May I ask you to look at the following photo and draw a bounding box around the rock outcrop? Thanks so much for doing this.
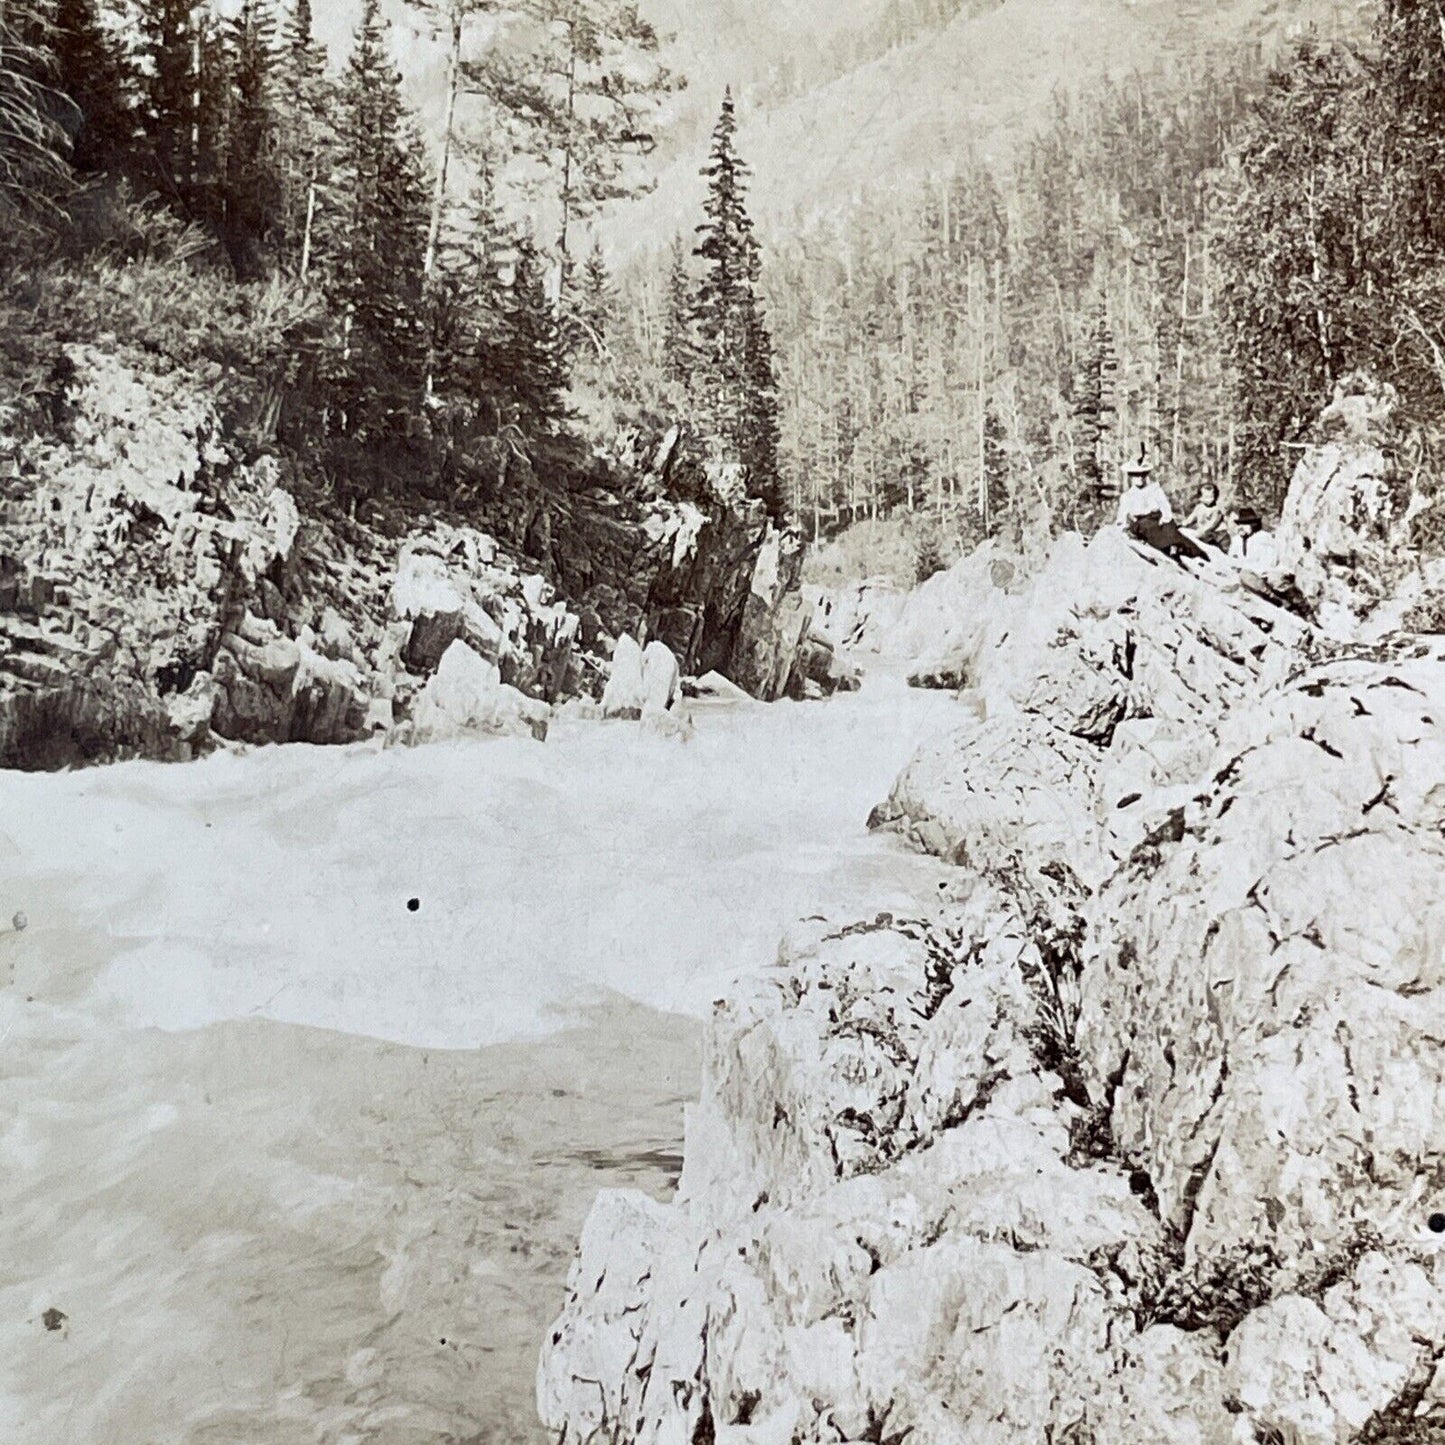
[541,433,1445,1443]
[0,348,829,769]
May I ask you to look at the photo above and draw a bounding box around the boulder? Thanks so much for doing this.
[601,634,647,719]
[545,507,1445,1445]
[409,640,549,743]
[684,670,756,704]
[640,639,680,715]
[791,632,862,697]
[870,712,1103,884]
[1274,373,1421,636]
[539,900,1180,1445]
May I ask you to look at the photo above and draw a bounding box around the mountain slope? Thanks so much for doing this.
[605,0,1369,250]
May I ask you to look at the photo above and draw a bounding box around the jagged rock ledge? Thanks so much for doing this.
[540,396,1445,1444]
[0,344,847,770]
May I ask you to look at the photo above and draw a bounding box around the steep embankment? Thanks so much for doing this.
[540,380,1445,1444]
[0,346,834,769]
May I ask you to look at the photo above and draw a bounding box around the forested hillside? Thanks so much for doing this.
[0,0,781,522]
[6,0,1445,585]
[598,0,1445,574]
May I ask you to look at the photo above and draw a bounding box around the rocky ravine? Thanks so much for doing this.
[0,344,847,770]
[539,390,1445,1444]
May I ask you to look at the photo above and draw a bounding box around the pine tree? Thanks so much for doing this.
[690,89,786,517]
[221,0,280,269]
[567,236,612,358]
[432,171,513,432]
[192,10,229,225]
[274,0,332,278]
[51,0,136,175]
[137,0,198,206]
[741,235,783,518]
[498,233,569,432]
[328,0,430,442]
[661,232,692,386]
[469,0,678,279]
[1073,308,1118,507]
[692,90,751,449]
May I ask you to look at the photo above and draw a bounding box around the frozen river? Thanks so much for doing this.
[0,673,957,1442]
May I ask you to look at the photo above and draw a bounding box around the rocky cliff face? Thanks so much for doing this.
[495,435,849,703]
[0,349,827,770]
[540,420,1445,1444]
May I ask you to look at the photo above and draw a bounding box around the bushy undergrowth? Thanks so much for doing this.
[803,509,983,588]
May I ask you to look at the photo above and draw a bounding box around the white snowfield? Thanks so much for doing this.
[541,424,1445,1445]
[0,674,958,1444]
[1,678,955,1052]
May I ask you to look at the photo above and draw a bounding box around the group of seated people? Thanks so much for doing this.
[1114,457,1277,572]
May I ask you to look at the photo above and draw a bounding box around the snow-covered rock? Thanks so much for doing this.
[641,640,681,715]
[409,640,549,743]
[390,526,579,700]
[1079,655,1445,1290]
[870,712,1101,882]
[539,897,1197,1445]
[1274,373,1429,638]
[869,527,1310,886]
[601,634,648,718]
[814,546,1005,671]
[545,473,1445,1444]
[685,670,757,703]
[599,636,682,718]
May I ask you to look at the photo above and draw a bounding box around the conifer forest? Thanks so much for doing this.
[7,0,1445,569]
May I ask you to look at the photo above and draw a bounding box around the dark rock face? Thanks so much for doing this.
[400,610,463,676]
[497,457,819,703]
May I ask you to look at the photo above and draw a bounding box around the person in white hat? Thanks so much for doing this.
[1115,450,1207,561]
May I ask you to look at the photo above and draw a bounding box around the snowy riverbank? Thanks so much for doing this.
[540,396,1445,1445]
[0,674,958,1442]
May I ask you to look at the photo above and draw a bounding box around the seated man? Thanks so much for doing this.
[1227,507,1279,570]
[1116,455,1208,561]
[1224,506,1311,616]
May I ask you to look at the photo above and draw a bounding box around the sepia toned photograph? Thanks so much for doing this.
[3,0,1444,1440]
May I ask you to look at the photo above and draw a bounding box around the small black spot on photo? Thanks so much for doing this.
[1428,1212,1445,1235]
[407,897,421,913]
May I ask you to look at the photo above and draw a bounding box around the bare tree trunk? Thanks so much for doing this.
[300,179,317,282]
[1304,171,1332,378]
[424,10,463,282]
[1171,235,1190,472]
[557,24,578,284]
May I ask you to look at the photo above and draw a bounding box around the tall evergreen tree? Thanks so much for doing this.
[192,10,230,225]
[567,236,612,358]
[51,0,135,175]
[221,0,280,270]
[498,233,569,431]
[690,89,785,517]
[1073,308,1118,507]
[432,171,513,432]
[328,0,430,441]
[467,0,678,278]
[741,234,782,517]
[661,232,692,386]
[274,0,332,278]
[137,0,197,205]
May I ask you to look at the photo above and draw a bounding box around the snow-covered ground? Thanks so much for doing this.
[0,673,957,1443]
